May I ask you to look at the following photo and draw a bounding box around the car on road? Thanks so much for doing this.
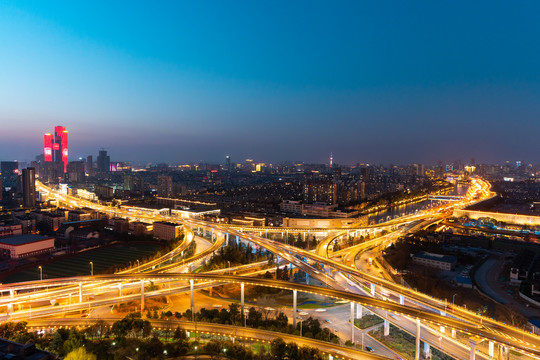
[365,346,374,352]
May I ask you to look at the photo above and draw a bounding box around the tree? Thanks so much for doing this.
[270,338,287,359]
[173,326,187,341]
[229,303,240,325]
[257,295,277,321]
[63,333,86,356]
[65,347,97,360]
[247,307,262,327]
[87,319,108,339]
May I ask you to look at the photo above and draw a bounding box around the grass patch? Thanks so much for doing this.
[370,324,454,360]
[355,314,383,329]
[3,243,160,283]
[370,324,415,360]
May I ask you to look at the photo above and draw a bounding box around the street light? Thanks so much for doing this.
[227,261,231,275]
[90,262,93,276]
[452,293,457,313]
[38,266,42,281]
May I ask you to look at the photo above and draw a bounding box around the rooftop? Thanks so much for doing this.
[413,251,457,264]
[0,234,54,246]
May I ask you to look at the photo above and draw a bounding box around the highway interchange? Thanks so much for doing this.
[1,178,537,359]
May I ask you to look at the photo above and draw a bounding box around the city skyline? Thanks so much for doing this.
[2,126,539,167]
[1,1,540,164]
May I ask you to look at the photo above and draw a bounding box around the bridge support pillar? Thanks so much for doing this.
[451,328,456,338]
[305,272,309,284]
[140,280,145,311]
[328,355,333,360]
[468,337,482,360]
[225,233,229,246]
[415,319,421,360]
[190,280,194,319]
[350,302,355,343]
[9,290,14,298]
[498,344,504,360]
[293,290,297,328]
[399,295,404,305]
[356,303,362,319]
[370,283,375,296]
[236,235,239,245]
[488,341,494,358]
[6,303,12,319]
[440,325,445,334]
[424,343,431,359]
[78,282,83,303]
[383,319,390,336]
[290,263,293,278]
[118,283,123,297]
[240,283,246,326]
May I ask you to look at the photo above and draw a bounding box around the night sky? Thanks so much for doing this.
[1,1,539,165]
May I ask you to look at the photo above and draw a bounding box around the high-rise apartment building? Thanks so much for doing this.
[22,167,36,207]
[85,155,93,174]
[44,126,68,172]
[97,150,110,173]
[67,161,86,183]
[303,180,338,205]
[157,175,173,197]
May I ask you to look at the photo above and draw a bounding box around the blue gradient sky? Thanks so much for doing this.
[1,1,539,165]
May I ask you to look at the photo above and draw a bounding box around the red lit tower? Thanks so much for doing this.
[44,133,53,162]
[43,125,68,172]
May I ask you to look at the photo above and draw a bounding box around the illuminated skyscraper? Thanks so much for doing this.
[43,125,68,172]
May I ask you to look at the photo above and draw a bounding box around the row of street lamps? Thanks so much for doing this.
[38,261,94,281]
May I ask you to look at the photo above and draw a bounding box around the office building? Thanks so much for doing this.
[1,161,19,189]
[153,221,182,240]
[44,126,68,173]
[21,168,36,207]
[97,149,110,172]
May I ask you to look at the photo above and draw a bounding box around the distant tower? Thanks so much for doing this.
[97,149,110,173]
[330,153,333,168]
[225,155,231,170]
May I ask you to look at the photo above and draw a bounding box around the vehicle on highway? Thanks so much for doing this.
[365,345,374,352]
